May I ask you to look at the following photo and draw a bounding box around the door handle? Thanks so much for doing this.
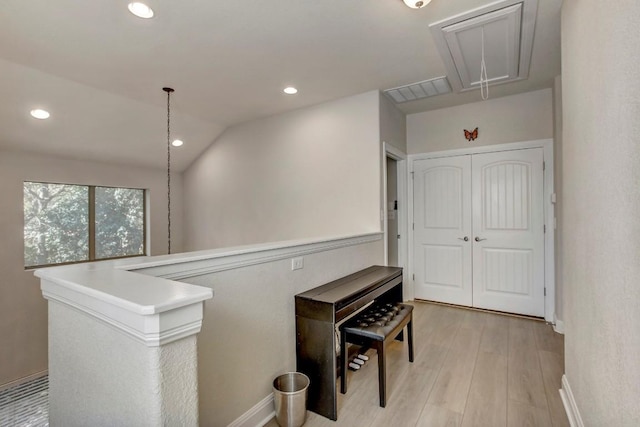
[475,237,487,242]
[457,236,469,242]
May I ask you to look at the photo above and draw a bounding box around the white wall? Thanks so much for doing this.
[0,149,183,387]
[407,89,553,154]
[183,91,382,251]
[379,92,407,153]
[180,238,383,426]
[561,1,640,425]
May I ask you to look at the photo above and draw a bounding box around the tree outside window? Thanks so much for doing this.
[24,182,146,268]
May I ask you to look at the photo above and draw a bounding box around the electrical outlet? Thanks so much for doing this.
[291,257,304,271]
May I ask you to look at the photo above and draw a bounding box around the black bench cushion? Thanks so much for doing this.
[342,303,413,341]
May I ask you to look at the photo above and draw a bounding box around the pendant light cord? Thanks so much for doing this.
[480,27,489,100]
[163,87,174,255]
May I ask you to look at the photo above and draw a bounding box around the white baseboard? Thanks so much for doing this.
[227,394,274,427]
[554,314,565,334]
[559,375,584,427]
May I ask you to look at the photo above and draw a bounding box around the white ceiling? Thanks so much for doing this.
[0,0,561,171]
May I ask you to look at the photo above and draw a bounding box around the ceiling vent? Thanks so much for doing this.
[384,76,451,104]
[429,0,538,93]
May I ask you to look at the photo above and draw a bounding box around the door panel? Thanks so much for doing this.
[483,248,532,295]
[472,148,544,316]
[482,162,530,230]
[413,156,472,306]
[422,244,463,287]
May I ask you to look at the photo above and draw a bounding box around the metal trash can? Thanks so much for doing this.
[272,372,310,427]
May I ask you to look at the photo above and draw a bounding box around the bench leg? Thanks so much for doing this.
[376,340,386,407]
[340,329,348,394]
[407,318,414,363]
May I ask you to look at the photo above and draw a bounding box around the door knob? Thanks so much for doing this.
[457,236,469,241]
[475,237,487,242]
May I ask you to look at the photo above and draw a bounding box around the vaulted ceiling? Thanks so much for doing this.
[0,0,561,171]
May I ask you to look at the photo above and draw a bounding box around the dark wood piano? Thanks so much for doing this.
[295,265,403,420]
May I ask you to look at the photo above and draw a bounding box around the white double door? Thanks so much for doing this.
[413,148,545,317]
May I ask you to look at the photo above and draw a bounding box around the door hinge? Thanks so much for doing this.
[544,224,546,233]
[543,161,546,171]
[397,234,401,239]
[410,171,414,179]
[412,274,415,280]
[544,288,546,296]
[412,223,415,230]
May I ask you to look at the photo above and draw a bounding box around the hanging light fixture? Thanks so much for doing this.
[403,0,431,9]
[163,87,174,254]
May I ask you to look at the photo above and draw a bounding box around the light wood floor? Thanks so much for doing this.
[267,301,568,427]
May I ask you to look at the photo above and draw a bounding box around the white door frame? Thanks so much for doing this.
[408,139,555,322]
[382,142,410,299]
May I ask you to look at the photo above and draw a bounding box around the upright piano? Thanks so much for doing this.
[295,265,403,420]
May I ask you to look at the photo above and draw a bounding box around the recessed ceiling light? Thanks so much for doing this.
[30,109,50,120]
[128,2,154,19]
[283,87,298,95]
[171,139,183,147]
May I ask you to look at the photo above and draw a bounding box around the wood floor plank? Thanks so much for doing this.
[370,362,439,427]
[508,316,549,410]
[484,312,508,329]
[508,363,549,410]
[460,351,508,427]
[478,324,509,358]
[459,309,487,330]
[417,343,452,372]
[538,350,570,427]
[426,318,483,413]
[416,403,463,426]
[507,399,553,427]
[424,306,464,348]
[533,321,564,355]
[508,317,538,351]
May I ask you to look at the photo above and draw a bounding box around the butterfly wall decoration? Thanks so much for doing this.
[464,127,478,142]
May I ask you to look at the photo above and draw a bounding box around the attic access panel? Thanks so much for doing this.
[429,0,538,93]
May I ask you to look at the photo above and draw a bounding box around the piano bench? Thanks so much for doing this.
[339,303,414,407]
